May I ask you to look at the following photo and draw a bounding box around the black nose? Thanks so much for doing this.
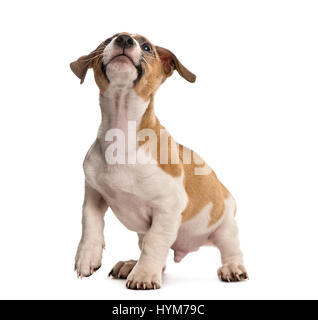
[115,35,134,49]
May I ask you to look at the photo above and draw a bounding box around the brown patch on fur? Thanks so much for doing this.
[70,41,109,92]
[134,60,163,101]
[179,146,226,225]
[133,36,165,101]
[91,52,109,92]
[138,97,183,177]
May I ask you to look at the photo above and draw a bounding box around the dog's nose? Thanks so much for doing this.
[115,35,134,49]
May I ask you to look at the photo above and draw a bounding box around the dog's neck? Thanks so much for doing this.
[99,85,149,129]
[97,84,155,153]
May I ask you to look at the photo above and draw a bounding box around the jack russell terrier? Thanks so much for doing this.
[70,32,248,290]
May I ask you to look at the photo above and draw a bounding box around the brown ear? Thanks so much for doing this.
[70,42,104,84]
[156,46,196,83]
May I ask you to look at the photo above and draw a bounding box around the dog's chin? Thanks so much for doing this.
[106,56,139,86]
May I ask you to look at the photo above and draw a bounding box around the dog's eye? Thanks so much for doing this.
[142,43,152,53]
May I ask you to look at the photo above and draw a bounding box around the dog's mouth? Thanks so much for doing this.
[108,53,135,66]
[101,53,143,83]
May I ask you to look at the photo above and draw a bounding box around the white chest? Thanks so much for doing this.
[83,141,150,232]
[84,140,187,234]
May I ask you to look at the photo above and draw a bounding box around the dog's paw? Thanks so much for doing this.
[75,240,104,278]
[126,265,162,290]
[217,263,248,282]
[108,260,137,279]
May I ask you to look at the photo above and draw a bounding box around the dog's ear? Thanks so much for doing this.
[70,42,104,84]
[156,46,196,83]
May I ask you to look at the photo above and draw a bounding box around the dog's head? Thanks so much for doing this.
[70,32,196,99]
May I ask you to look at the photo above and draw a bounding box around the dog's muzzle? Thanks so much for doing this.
[101,53,143,84]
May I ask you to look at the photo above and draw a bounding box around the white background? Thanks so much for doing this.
[0,0,317,300]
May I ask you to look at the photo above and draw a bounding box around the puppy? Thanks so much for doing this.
[70,32,248,290]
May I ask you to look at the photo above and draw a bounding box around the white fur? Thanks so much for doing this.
[210,195,243,265]
[75,183,107,277]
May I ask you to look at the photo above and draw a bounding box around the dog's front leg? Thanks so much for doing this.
[75,183,108,278]
[126,211,181,290]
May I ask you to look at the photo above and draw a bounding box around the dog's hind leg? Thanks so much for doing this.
[210,195,248,282]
